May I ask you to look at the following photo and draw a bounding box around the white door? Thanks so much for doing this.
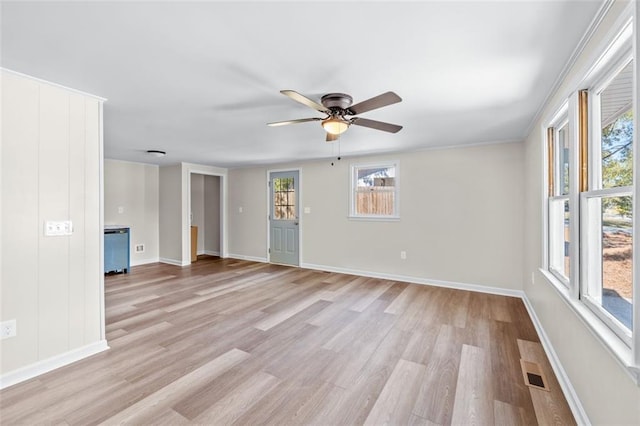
[269,170,299,266]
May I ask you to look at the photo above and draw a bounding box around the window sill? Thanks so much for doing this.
[539,268,640,386]
[348,215,400,222]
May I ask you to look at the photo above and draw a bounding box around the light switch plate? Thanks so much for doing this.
[45,220,73,236]
[304,207,311,214]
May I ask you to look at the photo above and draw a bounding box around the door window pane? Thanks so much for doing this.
[273,177,296,220]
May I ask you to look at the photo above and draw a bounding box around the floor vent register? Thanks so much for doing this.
[520,359,550,391]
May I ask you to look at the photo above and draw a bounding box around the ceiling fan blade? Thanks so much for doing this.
[348,91,402,115]
[281,90,329,113]
[267,117,323,127]
[351,117,403,133]
[326,132,340,142]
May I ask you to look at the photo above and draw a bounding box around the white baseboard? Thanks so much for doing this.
[227,253,268,263]
[203,250,220,256]
[159,257,189,267]
[0,340,109,390]
[521,295,590,425]
[131,257,159,267]
[300,262,524,298]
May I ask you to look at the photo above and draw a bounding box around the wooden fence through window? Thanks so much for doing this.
[356,188,395,215]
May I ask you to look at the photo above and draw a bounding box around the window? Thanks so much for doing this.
[582,56,634,341]
[544,15,636,363]
[350,162,399,219]
[547,111,571,285]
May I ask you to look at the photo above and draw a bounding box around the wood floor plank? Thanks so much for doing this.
[384,283,421,315]
[412,325,462,424]
[99,348,250,425]
[408,413,441,426]
[192,371,280,424]
[349,279,395,312]
[254,293,330,331]
[494,399,527,426]
[312,325,413,425]
[363,359,426,425]
[490,320,538,424]
[0,257,576,425]
[450,344,494,425]
[518,339,576,426]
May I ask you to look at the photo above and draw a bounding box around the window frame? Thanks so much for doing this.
[541,9,639,384]
[547,112,572,287]
[580,49,635,346]
[349,161,400,221]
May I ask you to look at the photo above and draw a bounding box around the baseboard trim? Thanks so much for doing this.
[521,295,590,425]
[203,250,220,256]
[131,257,159,267]
[300,262,523,298]
[227,253,268,263]
[159,257,189,267]
[0,340,109,390]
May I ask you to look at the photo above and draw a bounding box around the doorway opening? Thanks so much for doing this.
[190,173,222,262]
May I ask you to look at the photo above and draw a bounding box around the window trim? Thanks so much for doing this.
[547,105,571,287]
[349,161,400,221]
[580,187,634,347]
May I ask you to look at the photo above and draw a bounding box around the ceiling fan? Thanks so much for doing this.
[267,90,403,142]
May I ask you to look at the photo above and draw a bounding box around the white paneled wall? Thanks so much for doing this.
[1,70,106,379]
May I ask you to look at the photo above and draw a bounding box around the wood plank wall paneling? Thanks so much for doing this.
[0,257,576,425]
[1,73,41,371]
[1,71,103,374]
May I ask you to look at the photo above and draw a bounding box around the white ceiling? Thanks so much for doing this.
[1,1,603,168]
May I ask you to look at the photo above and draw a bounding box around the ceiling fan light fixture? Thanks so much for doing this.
[322,117,350,135]
[146,149,166,158]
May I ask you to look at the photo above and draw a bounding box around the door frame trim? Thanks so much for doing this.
[266,168,302,266]
[184,163,228,263]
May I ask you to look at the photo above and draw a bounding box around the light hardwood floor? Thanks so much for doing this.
[0,256,575,425]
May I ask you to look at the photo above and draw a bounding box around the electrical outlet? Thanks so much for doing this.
[1,319,17,339]
[118,206,124,214]
[400,251,407,260]
[135,244,145,253]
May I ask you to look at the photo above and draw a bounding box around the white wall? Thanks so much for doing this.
[523,1,640,424]
[204,175,221,254]
[190,174,205,254]
[190,174,221,256]
[228,166,270,261]
[159,164,183,264]
[1,70,106,377]
[229,142,524,290]
[104,160,159,265]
